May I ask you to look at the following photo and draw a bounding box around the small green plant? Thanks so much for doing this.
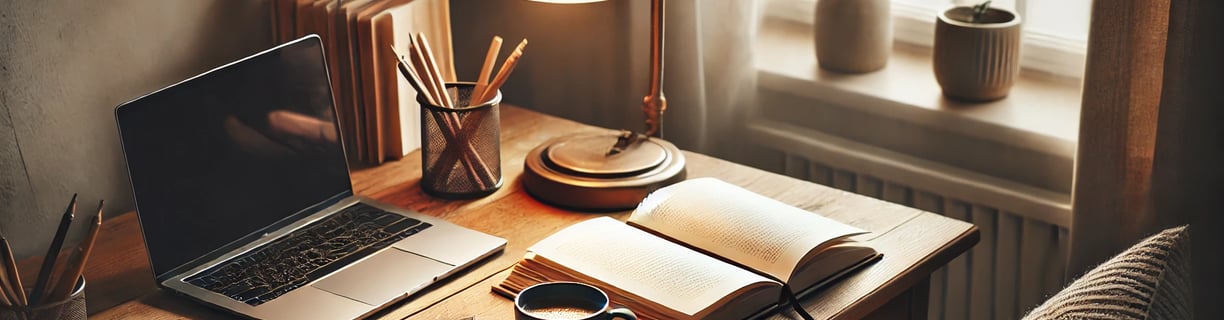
[970,0,992,23]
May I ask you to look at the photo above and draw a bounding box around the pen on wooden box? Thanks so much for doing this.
[48,200,103,302]
[477,38,527,104]
[0,231,25,306]
[30,193,76,305]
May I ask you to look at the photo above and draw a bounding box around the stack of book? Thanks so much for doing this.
[271,0,454,164]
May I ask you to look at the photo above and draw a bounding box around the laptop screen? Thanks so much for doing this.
[116,36,352,278]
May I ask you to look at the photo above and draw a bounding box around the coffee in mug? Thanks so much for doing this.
[514,282,635,320]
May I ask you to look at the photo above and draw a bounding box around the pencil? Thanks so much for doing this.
[0,258,16,307]
[477,38,527,105]
[397,41,495,188]
[0,249,12,307]
[470,36,503,106]
[0,231,25,306]
[407,35,450,109]
[0,282,9,307]
[415,33,454,108]
[390,45,440,107]
[47,200,103,302]
[30,194,76,305]
[409,58,495,187]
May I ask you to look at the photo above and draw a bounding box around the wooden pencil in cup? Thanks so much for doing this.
[392,45,490,187]
[417,35,502,187]
[30,194,76,305]
[390,46,441,107]
[0,248,17,307]
[47,200,103,303]
[426,37,526,186]
[415,33,455,109]
[407,36,451,109]
[413,34,498,184]
[392,44,495,188]
[0,256,12,307]
[470,36,503,107]
[0,281,9,307]
[0,231,25,306]
[475,38,527,105]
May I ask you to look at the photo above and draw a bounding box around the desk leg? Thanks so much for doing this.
[863,277,930,320]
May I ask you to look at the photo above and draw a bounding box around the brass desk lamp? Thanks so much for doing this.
[522,0,686,211]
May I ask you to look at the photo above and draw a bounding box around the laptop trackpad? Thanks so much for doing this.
[312,248,452,306]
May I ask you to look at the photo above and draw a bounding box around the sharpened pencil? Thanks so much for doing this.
[0,231,25,306]
[395,40,496,189]
[0,281,10,307]
[30,194,76,305]
[48,200,103,302]
[0,254,12,307]
[477,38,527,105]
[390,45,440,107]
[415,32,455,109]
[470,36,503,106]
[408,35,451,109]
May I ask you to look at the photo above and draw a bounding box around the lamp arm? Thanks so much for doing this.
[642,0,665,137]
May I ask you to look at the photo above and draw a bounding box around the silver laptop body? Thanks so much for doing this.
[115,35,505,320]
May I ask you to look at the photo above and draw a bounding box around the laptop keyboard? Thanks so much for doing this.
[184,203,433,306]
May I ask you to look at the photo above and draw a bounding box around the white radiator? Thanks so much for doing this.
[743,120,1072,320]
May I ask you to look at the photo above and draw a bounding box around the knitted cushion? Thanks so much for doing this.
[1023,225,1191,320]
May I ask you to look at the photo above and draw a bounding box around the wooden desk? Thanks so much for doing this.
[85,106,977,319]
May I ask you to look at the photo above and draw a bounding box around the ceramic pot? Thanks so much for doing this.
[933,6,1022,102]
[814,0,891,73]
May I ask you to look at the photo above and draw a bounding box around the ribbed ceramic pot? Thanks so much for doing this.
[933,6,1021,102]
[815,0,891,73]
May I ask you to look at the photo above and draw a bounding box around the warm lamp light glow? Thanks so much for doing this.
[532,0,667,139]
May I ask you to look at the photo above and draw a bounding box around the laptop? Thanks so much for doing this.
[114,35,506,319]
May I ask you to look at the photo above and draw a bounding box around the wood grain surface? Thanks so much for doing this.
[77,105,976,319]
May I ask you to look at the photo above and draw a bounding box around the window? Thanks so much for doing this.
[763,0,1091,78]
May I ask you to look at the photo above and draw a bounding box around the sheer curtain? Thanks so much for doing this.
[629,0,760,157]
[1070,0,1223,317]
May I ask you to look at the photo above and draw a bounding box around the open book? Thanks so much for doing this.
[496,178,881,319]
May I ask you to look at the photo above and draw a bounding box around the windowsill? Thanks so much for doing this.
[752,18,1082,193]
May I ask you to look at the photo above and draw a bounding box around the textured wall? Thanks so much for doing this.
[0,0,271,258]
[449,0,639,131]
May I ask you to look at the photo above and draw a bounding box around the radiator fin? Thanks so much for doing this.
[995,213,1023,318]
[944,198,972,320]
[781,153,1069,319]
[969,206,998,320]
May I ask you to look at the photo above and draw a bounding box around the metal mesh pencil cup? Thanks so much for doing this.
[419,82,502,198]
[0,276,86,320]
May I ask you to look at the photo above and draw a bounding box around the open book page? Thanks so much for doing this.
[528,217,778,317]
[628,178,868,281]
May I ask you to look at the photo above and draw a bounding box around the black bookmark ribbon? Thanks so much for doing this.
[781,283,815,320]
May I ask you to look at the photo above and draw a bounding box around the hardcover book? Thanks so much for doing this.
[271,0,454,164]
